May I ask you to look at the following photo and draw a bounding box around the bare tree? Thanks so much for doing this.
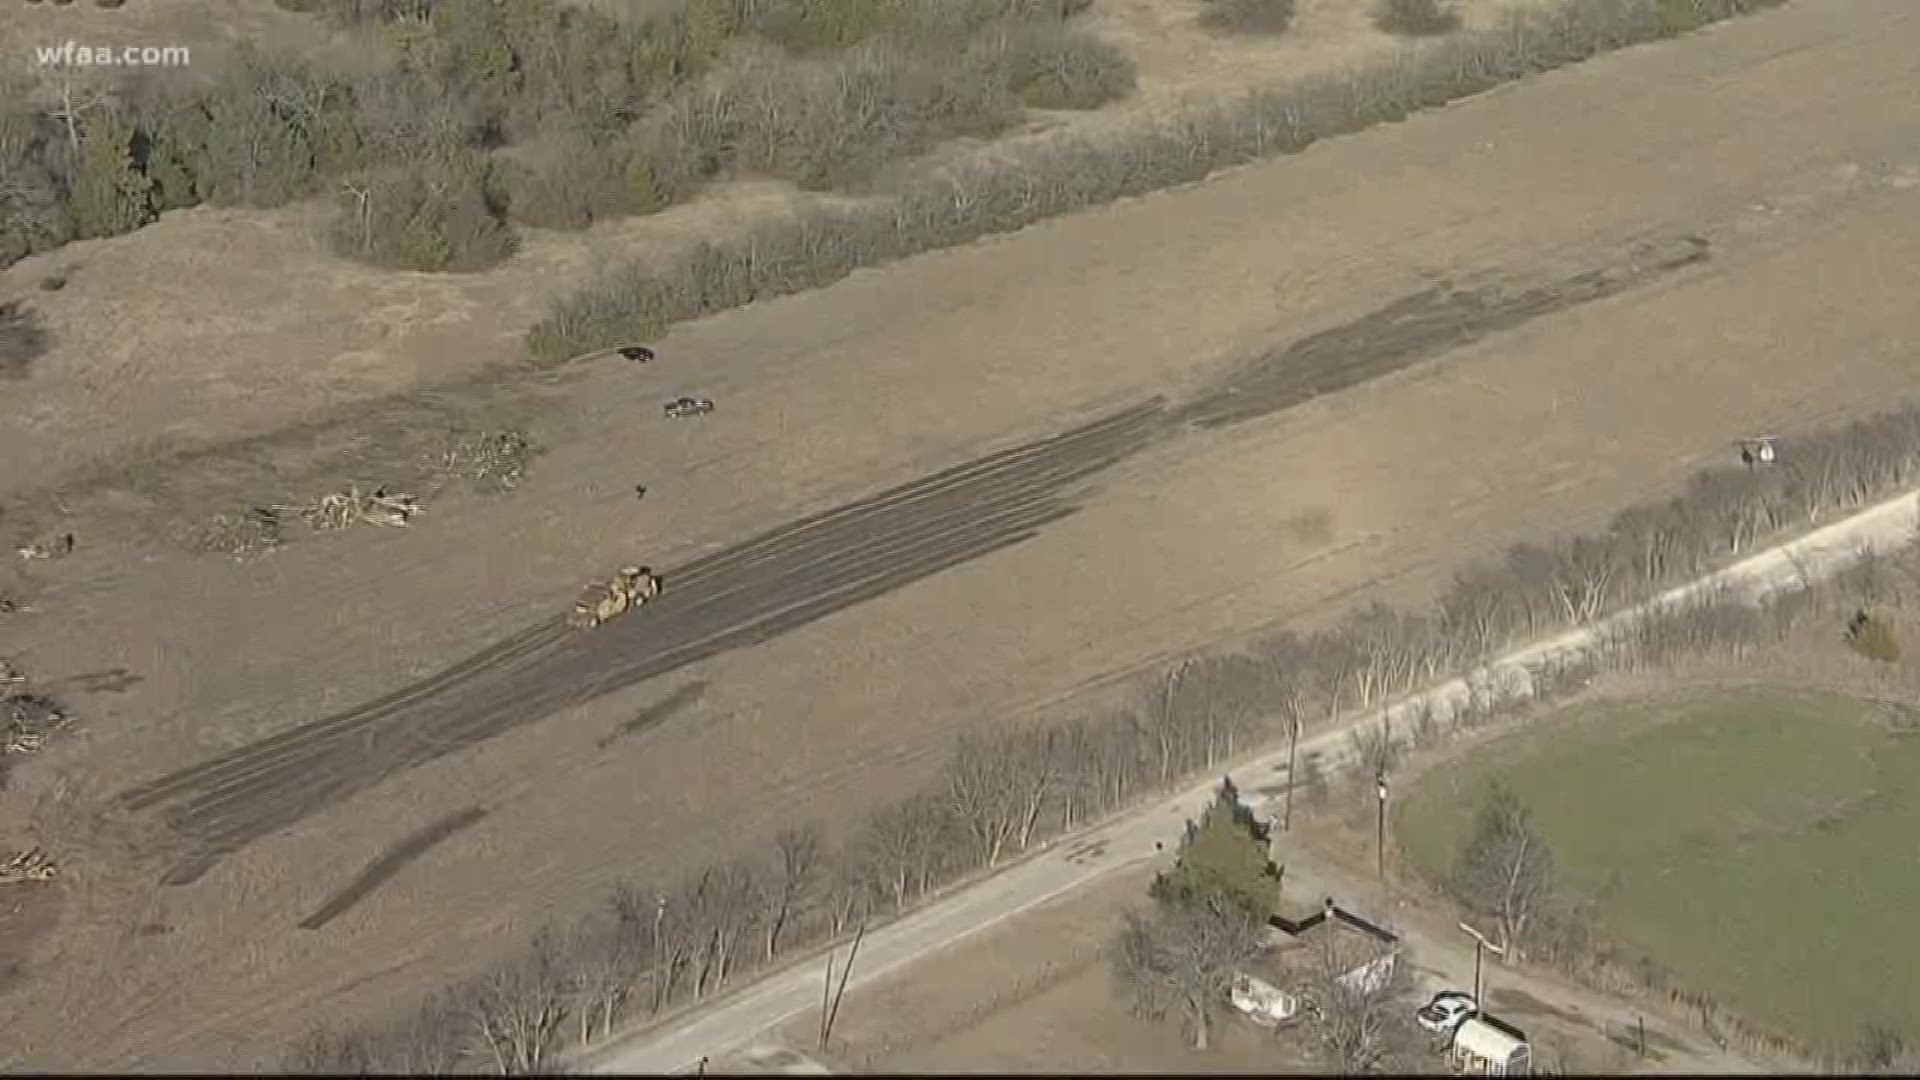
[285,1024,379,1073]
[1500,542,1564,638]
[649,881,704,1012]
[1181,654,1263,770]
[763,824,824,962]
[1298,931,1418,1074]
[693,860,760,994]
[1609,502,1689,591]
[1009,725,1063,852]
[1549,535,1621,624]
[857,797,946,909]
[1110,899,1264,1051]
[1438,564,1526,660]
[1052,715,1100,833]
[567,896,654,1048]
[824,852,876,937]
[44,70,110,153]
[1089,710,1147,813]
[1260,633,1319,832]
[1139,660,1196,789]
[468,927,570,1075]
[1448,782,1555,955]
[1348,714,1398,786]
[396,991,469,1074]
[944,730,1023,869]
[1346,601,1423,708]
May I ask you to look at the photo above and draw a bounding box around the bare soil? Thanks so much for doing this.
[779,866,1320,1074]
[0,0,1916,1069]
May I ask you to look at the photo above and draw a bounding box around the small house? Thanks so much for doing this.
[1229,895,1401,1026]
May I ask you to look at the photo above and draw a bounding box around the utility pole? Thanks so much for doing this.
[820,920,866,1053]
[1458,921,1506,1006]
[1374,771,1389,884]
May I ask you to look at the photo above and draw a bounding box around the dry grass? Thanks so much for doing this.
[1199,0,1299,36]
[529,0,1783,360]
[1373,0,1462,36]
[0,300,48,381]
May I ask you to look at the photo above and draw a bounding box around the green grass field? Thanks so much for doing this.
[1395,686,1920,1048]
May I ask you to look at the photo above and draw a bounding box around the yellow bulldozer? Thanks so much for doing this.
[568,565,661,630]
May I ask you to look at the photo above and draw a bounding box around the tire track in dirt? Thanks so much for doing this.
[115,234,1717,886]
[1176,235,1712,430]
[120,398,1171,883]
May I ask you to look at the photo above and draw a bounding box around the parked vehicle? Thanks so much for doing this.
[1416,990,1479,1034]
[618,346,655,363]
[664,395,714,419]
[1451,1015,1532,1076]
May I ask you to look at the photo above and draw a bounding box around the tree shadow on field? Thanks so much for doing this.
[596,680,709,751]
[0,301,50,381]
[298,806,490,930]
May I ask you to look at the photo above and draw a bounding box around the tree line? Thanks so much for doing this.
[1,0,1130,274]
[295,398,1920,1072]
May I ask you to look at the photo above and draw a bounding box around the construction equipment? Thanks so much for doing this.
[0,847,56,884]
[568,565,661,630]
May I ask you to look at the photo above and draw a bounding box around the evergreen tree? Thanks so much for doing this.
[66,111,154,240]
[1150,776,1280,918]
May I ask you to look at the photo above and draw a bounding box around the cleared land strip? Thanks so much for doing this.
[112,230,1720,885]
[588,489,1920,1074]
[117,400,1169,881]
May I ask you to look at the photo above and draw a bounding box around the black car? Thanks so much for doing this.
[618,346,656,363]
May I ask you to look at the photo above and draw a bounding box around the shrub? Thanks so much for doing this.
[748,0,917,53]
[0,301,50,380]
[989,20,1137,109]
[328,151,517,272]
[0,85,72,269]
[1373,0,1461,36]
[190,53,334,208]
[1846,610,1901,663]
[1198,0,1296,35]
[65,111,155,240]
[502,134,634,231]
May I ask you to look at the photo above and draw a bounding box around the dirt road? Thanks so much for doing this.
[7,0,1920,1067]
[590,491,1920,1074]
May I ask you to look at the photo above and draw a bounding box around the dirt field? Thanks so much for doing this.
[2,0,1920,1069]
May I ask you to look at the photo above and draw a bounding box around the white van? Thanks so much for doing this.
[1450,1015,1532,1076]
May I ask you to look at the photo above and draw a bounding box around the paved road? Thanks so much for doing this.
[585,490,1920,1074]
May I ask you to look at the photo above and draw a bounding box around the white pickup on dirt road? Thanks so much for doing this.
[584,490,1920,1075]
